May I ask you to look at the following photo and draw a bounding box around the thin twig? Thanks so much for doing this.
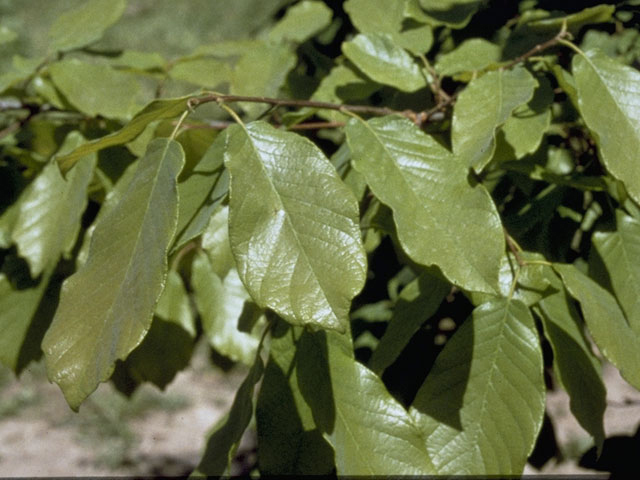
[178,120,346,131]
[191,93,435,126]
[502,21,571,70]
[504,229,525,267]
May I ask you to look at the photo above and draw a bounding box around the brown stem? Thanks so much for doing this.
[179,120,346,131]
[190,93,437,126]
[503,24,570,70]
[504,229,525,267]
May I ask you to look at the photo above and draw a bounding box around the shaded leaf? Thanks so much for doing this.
[342,33,427,92]
[417,0,483,28]
[452,66,536,172]
[42,139,184,410]
[225,121,366,332]
[410,298,545,475]
[49,59,141,119]
[268,0,333,43]
[231,42,296,116]
[346,115,504,294]
[168,58,231,89]
[192,250,261,365]
[536,272,606,452]
[592,210,640,333]
[10,132,96,277]
[56,96,190,173]
[194,354,264,476]
[369,272,449,374]
[0,268,52,371]
[495,75,553,160]
[256,321,335,474]
[554,263,640,390]
[172,129,229,251]
[526,5,615,33]
[200,206,235,278]
[48,0,127,52]
[573,49,640,206]
[299,328,436,475]
[155,269,196,337]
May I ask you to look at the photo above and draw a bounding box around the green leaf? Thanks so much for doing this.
[536,273,605,452]
[0,268,52,371]
[56,96,190,173]
[194,354,264,476]
[344,0,433,55]
[48,0,127,52]
[155,269,196,337]
[42,139,184,410]
[256,321,335,474]
[435,38,502,76]
[10,132,96,277]
[200,206,235,278]
[307,64,379,122]
[525,5,615,33]
[346,116,504,294]
[495,75,553,160]
[417,0,483,28]
[300,328,436,475]
[452,66,536,172]
[592,210,640,333]
[168,58,231,89]
[410,298,545,475]
[230,42,296,116]
[369,272,449,374]
[49,60,141,119]
[573,49,640,205]
[224,121,367,332]
[554,263,640,390]
[108,50,166,71]
[268,0,333,43]
[342,33,427,92]
[192,250,262,365]
[172,129,229,251]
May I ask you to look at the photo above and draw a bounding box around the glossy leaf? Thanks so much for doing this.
[268,0,333,43]
[369,272,449,374]
[452,66,536,172]
[173,129,229,251]
[49,60,141,119]
[10,132,96,277]
[48,0,127,52]
[224,121,367,332]
[42,139,184,410]
[410,298,545,475]
[554,263,640,390]
[573,49,640,205]
[592,210,640,332]
[256,322,335,474]
[536,273,606,452]
[346,116,504,294]
[56,96,190,173]
[194,355,264,476]
[192,251,261,365]
[435,38,501,76]
[342,33,427,92]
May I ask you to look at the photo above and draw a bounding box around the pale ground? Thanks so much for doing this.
[1,342,639,476]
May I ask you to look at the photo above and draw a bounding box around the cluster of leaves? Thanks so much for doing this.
[2,0,640,475]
